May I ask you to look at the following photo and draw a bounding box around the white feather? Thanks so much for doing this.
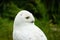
[13,10,47,40]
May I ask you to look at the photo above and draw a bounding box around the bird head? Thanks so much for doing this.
[14,10,35,26]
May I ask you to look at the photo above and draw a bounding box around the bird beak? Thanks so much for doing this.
[31,21,34,23]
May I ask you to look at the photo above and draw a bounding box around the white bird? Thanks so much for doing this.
[13,10,47,40]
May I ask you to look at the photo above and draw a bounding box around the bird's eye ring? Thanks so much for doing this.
[26,16,30,19]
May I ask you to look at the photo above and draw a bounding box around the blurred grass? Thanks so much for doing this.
[35,18,60,40]
[0,17,13,40]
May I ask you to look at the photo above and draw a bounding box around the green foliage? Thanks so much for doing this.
[1,2,21,19]
[35,18,60,40]
[0,18,13,40]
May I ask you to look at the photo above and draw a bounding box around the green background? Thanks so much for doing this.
[0,0,60,40]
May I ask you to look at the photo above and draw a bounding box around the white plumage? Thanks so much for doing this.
[13,10,47,40]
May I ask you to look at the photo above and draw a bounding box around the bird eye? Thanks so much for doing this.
[26,16,30,19]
